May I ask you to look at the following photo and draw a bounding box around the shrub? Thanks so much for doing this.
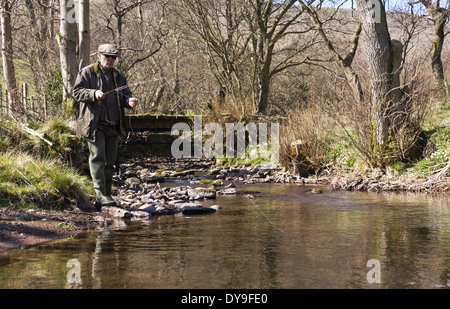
[43,66,63,117]
[279,105,337,172]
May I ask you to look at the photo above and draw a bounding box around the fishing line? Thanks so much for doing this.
[114,91,135,144]
[223,170,287,234]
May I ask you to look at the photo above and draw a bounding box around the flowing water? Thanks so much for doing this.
[1,183,450,289]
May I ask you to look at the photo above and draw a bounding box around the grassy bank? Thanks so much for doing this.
[0,118,93,210]
[0,151,92,209]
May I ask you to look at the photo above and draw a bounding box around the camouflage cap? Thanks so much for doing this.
[98,44,120,57]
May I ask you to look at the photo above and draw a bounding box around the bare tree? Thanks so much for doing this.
[299,0,363,103]
[391,2,429,82]
[179,0,317,114]
[410,0,450,103]
[1,0,18,100]
[57,0,78,102]
[180,0,250,103]
[19,0,58,89]
[249,0,315,114]
[78,0,90,70]
[101,0,167,73]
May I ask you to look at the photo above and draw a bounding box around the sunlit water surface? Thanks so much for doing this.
[1,183,450,289]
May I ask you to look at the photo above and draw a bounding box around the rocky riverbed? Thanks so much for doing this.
[106,158,323,219]
[0,158,321,251]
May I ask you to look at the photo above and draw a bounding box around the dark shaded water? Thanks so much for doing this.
[1,183,450,289]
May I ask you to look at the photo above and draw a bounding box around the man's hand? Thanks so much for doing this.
[95,90,105,100]
[128,98,138,109]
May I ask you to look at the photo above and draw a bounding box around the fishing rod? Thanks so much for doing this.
[103,77,168,96]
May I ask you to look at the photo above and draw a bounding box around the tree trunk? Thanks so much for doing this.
[416,1,450,104]
[430,11,449,103]
[1,0,17,95]
[78,0,90,70]
[256,52,273,114]
[57,0,79,102]
[357,0,403,151]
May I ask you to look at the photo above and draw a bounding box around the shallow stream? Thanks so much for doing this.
[1,183,450,289]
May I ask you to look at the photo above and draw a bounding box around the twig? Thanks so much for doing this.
[426,161,450,182]
[0,124,14,137]
[22,125,53,147]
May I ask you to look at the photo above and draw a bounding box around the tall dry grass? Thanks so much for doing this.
[279,105,338,173]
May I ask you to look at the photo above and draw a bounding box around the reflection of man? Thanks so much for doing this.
[73,44,138,210]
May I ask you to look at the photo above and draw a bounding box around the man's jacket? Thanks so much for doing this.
[73,62,133,141]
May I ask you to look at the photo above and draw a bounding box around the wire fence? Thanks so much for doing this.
[0,83,50,121]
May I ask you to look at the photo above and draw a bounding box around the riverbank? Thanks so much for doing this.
[0,205,105,251]
[2,157,450,252]
[0,158,297,251]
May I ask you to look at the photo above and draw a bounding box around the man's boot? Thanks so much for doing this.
[95,189,117,208]
[104,178,118,207]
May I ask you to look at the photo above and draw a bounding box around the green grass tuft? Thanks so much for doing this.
[0,151,92,210]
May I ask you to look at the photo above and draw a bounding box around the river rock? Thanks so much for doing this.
[210,205,222,211]
[311,188,323,194]
[139,204,157,214]
[131,201,144,208]
[217,188,243,195]
[176,203,217,215]
[187,187,216,199]
[93,215,113,227]
[143,173,166,183]
[170,169,195,177]
[131,210,151,219]
[174,202,200,210]
[125,177,142,187]
[102,206,132,219]
[154,205,179,215]
[168,199,185,206]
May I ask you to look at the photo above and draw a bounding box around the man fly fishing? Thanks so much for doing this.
[73,44,138,210]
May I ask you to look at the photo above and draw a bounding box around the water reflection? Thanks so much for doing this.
[1,184,450,289]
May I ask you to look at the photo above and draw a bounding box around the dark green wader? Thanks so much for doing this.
[87,128,119,208]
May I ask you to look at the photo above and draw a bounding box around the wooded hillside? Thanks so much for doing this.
[0,0,449,170]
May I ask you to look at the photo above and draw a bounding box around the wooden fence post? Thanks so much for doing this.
[44,94,48,120]
[6,89,10,117]
[22,83,28,113]
[22,83,28,120]
[0,84,2,116]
